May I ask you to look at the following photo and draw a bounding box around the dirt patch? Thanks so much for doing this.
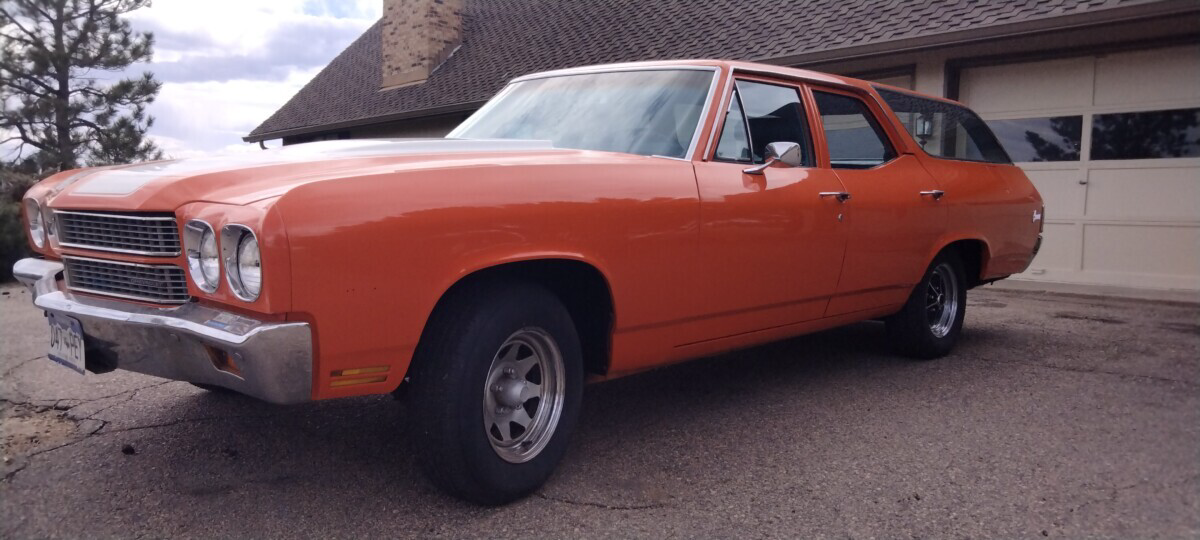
[1,403,78,461]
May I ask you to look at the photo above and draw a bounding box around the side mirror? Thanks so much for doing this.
[743,141,803,175]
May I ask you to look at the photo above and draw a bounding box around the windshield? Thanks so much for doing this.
[449,69,715,159]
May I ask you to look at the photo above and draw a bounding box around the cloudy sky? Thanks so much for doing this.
[125,0,381,158]
[5,0,380,161]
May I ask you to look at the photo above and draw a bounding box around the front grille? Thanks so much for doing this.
[63,256,191,304]
[56,211,180,256]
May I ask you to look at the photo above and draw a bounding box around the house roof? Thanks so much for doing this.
[246,0,1178,142]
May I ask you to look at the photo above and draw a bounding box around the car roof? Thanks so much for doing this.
[513,59,965,107]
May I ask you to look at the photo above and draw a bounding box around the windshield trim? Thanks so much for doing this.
[448,66,720,161]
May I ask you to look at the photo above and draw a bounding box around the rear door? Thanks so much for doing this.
[805,86,948,316]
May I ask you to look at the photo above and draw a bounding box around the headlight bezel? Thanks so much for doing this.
[221,224,261,302]
[24,199,45,248]
[184,220,220,293]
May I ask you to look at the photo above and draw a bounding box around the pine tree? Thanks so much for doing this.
[0,0,163,172]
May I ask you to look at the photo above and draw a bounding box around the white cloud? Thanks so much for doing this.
[148,67,327,159]
[2,0,378,161]
[128,0,380,156]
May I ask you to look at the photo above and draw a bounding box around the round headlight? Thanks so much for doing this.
[24,199,45,248]
[200,229,220,284]
[185,221,219,292]
[234,233,261,300]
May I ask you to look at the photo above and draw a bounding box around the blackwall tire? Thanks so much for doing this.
[885,252,968,359]
[407,280,583,505]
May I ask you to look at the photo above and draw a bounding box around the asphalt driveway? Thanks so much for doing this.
[1,283,1197,538]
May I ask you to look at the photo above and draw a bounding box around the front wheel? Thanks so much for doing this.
[886,252,967,359]
[407,281,583,505]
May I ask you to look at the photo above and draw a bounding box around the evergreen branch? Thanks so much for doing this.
[0,69,60,96]
[0,6,49,55]
[7,121,54,153]
[0,79,54,100]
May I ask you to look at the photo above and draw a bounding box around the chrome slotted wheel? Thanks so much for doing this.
[483,328,565,464]
[925,262,960,338]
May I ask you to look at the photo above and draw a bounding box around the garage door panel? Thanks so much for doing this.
[1026,169,1086,218]
[1094,45,1200,107]
[961,57,1092,115]
[1028,222,1080,271]
[965,45,1200,292]
[1082,224,1200,278]
[1086,166,1200,221]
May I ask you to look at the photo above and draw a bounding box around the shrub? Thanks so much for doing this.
[0,170,39,282]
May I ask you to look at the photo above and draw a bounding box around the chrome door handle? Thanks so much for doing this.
[919,190,945,200]
[818,192,852,203]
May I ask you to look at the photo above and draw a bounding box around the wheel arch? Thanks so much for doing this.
[933,237,992,289]
[416,256,617,379]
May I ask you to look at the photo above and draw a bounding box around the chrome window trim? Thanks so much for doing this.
[221,224,261,302]
[685,67,721,161]
[62,255,190,305]
[702,68,736,162]
[736,83,755,162]
[54,210,181,257]
[811,88,901,170]
[452,66,720,161]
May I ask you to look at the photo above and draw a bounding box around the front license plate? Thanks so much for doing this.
[47,313,86,374]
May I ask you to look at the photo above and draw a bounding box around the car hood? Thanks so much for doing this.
[40,139,570,211]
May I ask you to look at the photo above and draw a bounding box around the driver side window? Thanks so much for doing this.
[714,80,815,166]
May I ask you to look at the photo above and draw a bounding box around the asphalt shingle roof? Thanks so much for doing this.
[247,0,1159,141]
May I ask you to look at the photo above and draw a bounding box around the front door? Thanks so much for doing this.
[806,87,947,316]
[689,78,850,343]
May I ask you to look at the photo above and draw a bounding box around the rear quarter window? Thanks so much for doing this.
[875,87,1011,164]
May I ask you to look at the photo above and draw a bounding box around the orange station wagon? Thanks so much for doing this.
[16,60,1043,504]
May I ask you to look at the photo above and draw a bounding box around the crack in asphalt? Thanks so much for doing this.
[535,492,666,510]
[1,419,104,483]
[0,355,43,380]
[0,380,175,483]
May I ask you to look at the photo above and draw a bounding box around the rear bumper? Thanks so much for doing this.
[14,258,312,404]
[1018,234,1043,273]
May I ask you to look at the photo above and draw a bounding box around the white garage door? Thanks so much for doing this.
[960,44,1200,291]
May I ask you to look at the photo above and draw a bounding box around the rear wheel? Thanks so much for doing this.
[407,281,583,505]
[886,252,967,359]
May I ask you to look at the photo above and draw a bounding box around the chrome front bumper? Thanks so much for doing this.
[13,258,312,404]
